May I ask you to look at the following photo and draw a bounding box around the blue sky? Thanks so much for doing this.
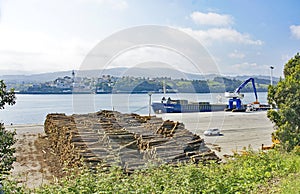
[0,0,299,77]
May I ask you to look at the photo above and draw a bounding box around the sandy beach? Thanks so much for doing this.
[5,111,274,188]
[5,124,53,188]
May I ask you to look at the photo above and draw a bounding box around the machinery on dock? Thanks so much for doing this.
[262,134,280,150]
[225,77,260,112]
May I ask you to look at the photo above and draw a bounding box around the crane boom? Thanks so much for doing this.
[225,77,259,112]
[234,77,258,102]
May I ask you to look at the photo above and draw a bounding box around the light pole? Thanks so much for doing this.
[270,66,274,86]
[148,92,153,117]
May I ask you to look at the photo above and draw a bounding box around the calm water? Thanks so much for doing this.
[0,92,268,124]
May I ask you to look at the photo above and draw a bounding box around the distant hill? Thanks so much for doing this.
[0,69,33,76]
[0,66,279,84]
[0,71,75,83]
[233,75,280,83]
[0,67,208,83]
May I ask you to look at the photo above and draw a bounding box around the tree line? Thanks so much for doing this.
[100,76,271,93]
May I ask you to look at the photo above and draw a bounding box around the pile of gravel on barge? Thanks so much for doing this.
[44,110,219,172]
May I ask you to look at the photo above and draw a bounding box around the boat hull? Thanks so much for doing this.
[151,102,227,113]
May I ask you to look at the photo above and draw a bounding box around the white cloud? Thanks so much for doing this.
[233,62,258,68]
[229,50,245,59]
[0,26,94,73]
[79,0,128,10]
[190,12,234,26]
[179,27,263,46]
[229,62,269,75]
[109,46,201,74]
[290,25,300,39]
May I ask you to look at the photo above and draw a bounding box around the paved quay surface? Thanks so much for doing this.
[158,111,274,158]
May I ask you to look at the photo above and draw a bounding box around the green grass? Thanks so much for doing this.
[277,173,300,194]
[175,81,192,87]
[207,80,223,87]
[3,150,300,194]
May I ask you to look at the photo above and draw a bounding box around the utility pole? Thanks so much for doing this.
[148,92,153,117]
[163,80,166,96]
[270,66,274,86]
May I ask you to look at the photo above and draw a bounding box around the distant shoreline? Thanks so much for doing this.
[5,123,44,127]
[15,91,267,95]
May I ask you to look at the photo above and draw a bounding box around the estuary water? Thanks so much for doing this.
[0,92,268,124]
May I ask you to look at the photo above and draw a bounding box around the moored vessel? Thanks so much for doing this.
[151,97,227,113]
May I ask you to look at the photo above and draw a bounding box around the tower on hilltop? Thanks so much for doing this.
[72,70,75,83]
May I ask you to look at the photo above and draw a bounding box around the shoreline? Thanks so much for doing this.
[15,91,269,95]
[5,123,44,128]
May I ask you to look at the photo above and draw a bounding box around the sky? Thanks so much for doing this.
[0,0,300,77]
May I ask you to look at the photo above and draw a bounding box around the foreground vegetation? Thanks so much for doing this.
[2,149,300,193]
[268,53,300,152]
[0,80,16,184]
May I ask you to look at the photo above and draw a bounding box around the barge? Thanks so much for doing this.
[151,97,227,113]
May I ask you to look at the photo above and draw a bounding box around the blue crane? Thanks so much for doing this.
[234,78,258,101]
[225,77,259,112]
